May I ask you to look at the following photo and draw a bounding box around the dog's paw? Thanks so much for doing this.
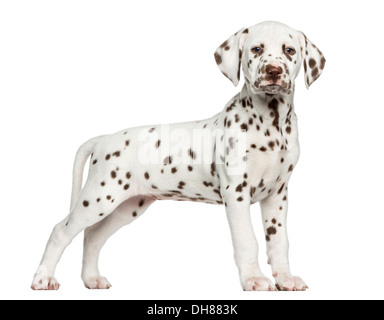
[243,276,276,291]
[31,277,60,290]
[31,266,60,290]
[83,276,112,290]
[274,273,308,291]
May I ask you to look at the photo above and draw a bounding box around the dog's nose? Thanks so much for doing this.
[266,65,283,80]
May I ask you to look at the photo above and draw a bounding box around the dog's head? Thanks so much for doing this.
[214,21,325,95]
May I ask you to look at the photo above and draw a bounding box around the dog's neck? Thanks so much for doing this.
[240,84,295,129]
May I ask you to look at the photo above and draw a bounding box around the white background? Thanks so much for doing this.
[1,0,383,300]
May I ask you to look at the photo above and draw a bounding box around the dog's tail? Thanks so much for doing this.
[69,136,105,211]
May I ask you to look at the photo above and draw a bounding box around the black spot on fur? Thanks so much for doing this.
[188,149,197,160]
[210,163,216,177]
[267,226,277,235]
[240,123,248,131]
[164,156,173,165]
[236,184,243,192]
[268,98,280,131]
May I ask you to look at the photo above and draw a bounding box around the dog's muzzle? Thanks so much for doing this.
[253,64,290,94]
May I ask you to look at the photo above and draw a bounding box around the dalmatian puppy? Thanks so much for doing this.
[31,21,325,291]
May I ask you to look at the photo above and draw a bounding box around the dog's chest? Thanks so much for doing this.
[246,145,299,203]
[243,110,300,203]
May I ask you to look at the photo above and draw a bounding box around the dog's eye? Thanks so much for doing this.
[285,47,296,55]
[251,47,263,54]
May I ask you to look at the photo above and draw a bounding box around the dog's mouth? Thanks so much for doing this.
[264,83,282,89]
[253,77,293,94]
[258,83,283,94]
[246,76,292,95]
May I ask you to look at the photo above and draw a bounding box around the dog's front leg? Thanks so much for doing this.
[260,193,308,291]
[225,196,275,291]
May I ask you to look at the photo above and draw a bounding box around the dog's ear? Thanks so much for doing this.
[214,28,248,86]
[300,32,326,89]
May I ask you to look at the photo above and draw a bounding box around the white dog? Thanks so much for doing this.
[32,21,325,291]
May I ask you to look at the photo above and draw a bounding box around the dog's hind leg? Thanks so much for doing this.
[81,196,155,289]
[31,182,133,290]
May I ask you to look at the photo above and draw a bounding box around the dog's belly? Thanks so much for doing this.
[149,163,223,204]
